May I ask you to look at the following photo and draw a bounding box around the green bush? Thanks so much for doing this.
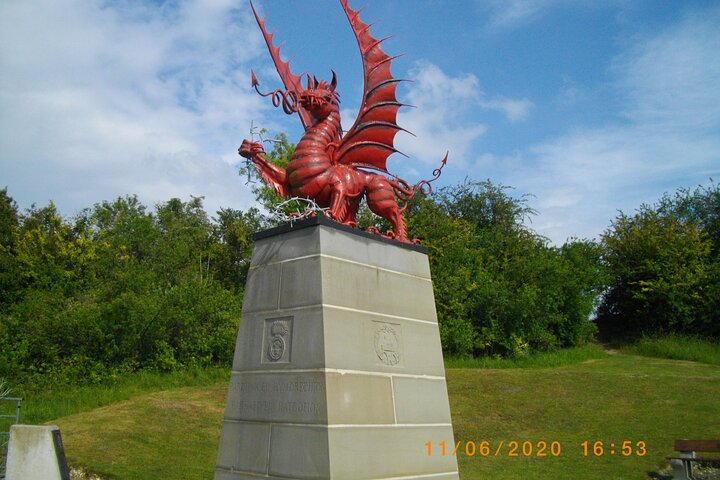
[597,182,719,340]
[0,192,260,385]
[0,175,613,381]
[408,180,604,358]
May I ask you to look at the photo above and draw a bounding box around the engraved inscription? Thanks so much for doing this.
[239,380,324,393]
[261,316,293,363]
[238,400,320,416]
[374,323,401,366]
[230,375,326,421]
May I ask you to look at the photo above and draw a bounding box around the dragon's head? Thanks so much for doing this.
[299,71,339,120]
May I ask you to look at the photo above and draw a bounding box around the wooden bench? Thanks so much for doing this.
[669,439,720,480]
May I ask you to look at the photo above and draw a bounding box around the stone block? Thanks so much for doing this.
[215,471,287,480]
[322,306,446,376]
[393,377,453,424]
[215,421,270,474]
[279,256,323,309]
[241,263,281,313]
[223,372,327,424]
[326,373,395,425]
[5,425,70,480]
[320,256,437,322]
[268,425,330,478]
[233,308,325,371]
[327,425,458,479]
[251,224,321,266]
[318,227,431,278]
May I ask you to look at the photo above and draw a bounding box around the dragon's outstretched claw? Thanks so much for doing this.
[239,139,265,159]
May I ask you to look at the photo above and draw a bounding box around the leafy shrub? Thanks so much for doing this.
[408,180,604,357]
[596,182,719,340]
[0,193,260,385]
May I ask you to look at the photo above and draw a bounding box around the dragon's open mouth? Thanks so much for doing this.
[299,93,320,109]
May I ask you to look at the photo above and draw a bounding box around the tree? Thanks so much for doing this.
[0,195,255,383]
[658,181,720,254]
[210,207,266,291]
[596,182,719,340]
[0,188,18,248]
[407,180,602,357]
[0,188,21,306]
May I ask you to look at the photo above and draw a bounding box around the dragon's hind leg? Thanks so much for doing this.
[343,198,360,227]
[365,174,408,242]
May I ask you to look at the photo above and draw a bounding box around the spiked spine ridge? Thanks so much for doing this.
[335,0,409,172]
[249,0,410,172]
[249,0,316,130]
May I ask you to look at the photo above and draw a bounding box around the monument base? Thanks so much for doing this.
[215,217,459,480]
[5,425,70,480]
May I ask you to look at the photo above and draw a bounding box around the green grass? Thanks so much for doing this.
[621,334,720,366]
[448,353,720,479]
[444,344,607,369]
[16,366,229,425]
[32,349,720,480]
[53,384,227,480]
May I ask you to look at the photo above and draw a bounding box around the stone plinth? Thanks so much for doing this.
[5,425,70,480]
[215,217,459,480]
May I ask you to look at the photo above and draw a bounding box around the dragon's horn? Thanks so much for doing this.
[330,70,337,91]
[313,76,319,89]
[306,74,312,90]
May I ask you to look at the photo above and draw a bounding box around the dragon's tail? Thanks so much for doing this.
[390,151,449,213]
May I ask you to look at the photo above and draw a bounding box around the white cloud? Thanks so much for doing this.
[482,0,559,30]
[480,97,533,122]
[394,60,531,173]
[497,7,720,244]
[612,8,720,131]
[0,0,271,216]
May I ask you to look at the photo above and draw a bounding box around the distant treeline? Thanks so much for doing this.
[1,159,717,384]
[408,180,719,354]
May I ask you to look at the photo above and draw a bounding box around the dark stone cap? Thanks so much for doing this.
[253,216,429,254]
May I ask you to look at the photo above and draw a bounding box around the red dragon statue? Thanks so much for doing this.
[239,0,447,243]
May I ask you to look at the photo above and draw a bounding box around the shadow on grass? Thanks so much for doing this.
[648,470,673,480]
[650,465,720,480]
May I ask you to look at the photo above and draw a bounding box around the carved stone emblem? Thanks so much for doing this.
[262,317,292,363]
[268,335,286,361]
[374,323,400,366]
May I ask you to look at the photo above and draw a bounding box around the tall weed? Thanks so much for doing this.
[444,344,606,369]
[623,334,720,365]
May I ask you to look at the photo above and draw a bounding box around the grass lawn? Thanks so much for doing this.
[620,334,720,366]
[448,353,720,479]
[41,349,720,480]
[51,384,227,480]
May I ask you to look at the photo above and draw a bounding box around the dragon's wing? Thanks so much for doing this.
[335,0,410,172]
[250,0,315,131]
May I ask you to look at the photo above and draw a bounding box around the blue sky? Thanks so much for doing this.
[1,0,718,244]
